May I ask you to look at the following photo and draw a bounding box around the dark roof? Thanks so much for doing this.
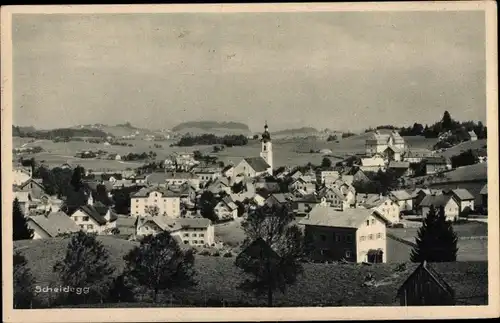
[419,194,455,208]
[388,161,410,169]
[444,188,475,201]
[77,204,109,225]
[425,156,449,165]
[132,186,180,198]
[28,212,80,237]
[236,238,281,266]
[299,206,387,229]
[243,157,270,172]
[18,178,47,191]
[397,261,488,305]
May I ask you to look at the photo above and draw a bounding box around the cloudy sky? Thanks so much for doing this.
[12,11,486,132]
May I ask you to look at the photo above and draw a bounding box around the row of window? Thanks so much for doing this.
[79,224,93,230]
[184,240,204,245]
[360,233,384,241]
[74,216,90,222]
[319,233,353,243]
[183,233,205,238]
[366,219,376,226]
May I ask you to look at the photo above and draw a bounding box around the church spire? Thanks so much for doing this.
[262,121,271,142]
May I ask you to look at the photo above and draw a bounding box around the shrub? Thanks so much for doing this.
[211,251,220,257]
[223,251,233,258]
[199,249,210,256]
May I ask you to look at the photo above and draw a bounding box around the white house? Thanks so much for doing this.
[13,166,32,186]
[299,206,389,263]
[214,196,239,220]
[359,156,387,172]
[419,194,460,222]
[70,195,118,234]
[206,177,232,196]
[443,189,475,212]
[468,131,478,142]
[288,176,316,194]
[27,212,80,239]
[319,170,340,185]
[136,216,215,247]
[365,131,405,160]
[360,194,400,225]
[389,190,413,212]
[192,166,221,186]
[131,186,181,218]
[233,157,271,178]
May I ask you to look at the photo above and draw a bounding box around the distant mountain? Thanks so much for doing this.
[13,125,36,136]
[274,127,319,135]
[13,125,110,139]
[172,121,251,136]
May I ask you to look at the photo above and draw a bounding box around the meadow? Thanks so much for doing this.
[14,237,487,307]
[13,133,438,171]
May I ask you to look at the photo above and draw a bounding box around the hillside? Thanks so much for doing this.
[172,121,250,135]
[273,127,319,135]
[70,124,163,139]
[13,126,111,139]
[14,237,487,307]
[439,139,487,159]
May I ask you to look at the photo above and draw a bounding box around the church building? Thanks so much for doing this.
[233,122,274,177]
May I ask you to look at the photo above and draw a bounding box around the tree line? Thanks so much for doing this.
[174,134,249,147]
[13,127,110,140]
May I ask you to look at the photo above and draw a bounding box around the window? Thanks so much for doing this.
[360,236,366,241]
[183,240,189,244]
[346,235,352,243]
[369,234,374,240]
[320,235,326,241]
[136,205,138,208]
[371,219,375,225]
[345,250,352,258]
[183,233,189,237]
[87,224,93,230]
[366,220,370,226]
[80,225,84,229]
[83,216,90,221]
[336,235,341,242]
[376,233,382,239]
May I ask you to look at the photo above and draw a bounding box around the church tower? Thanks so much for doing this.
[260,121,273,175]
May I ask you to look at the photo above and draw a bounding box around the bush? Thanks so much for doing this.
[223,251,233,258]
[211,251,220,257]
[199,249,210,256]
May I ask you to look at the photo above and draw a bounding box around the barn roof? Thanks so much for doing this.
[243,157,270,172]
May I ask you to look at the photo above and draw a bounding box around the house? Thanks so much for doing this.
[389,190,413,212]
[359,156,386,172]
[402,149,434,163]
[360,194,400,225]
[29,195,64,215]
[169,182,198,207]
[265,193,293,208]
[293,194,328,217]
[442,188,475,212]
[164,152,199,171]
[365,131,405,160]
[13,190,30,215]
[410,188,443,211]
[318,170,340,185]
[419,194,460,222]
[27,212,80,239]
[214,196,239,220]
[146,171,200,188]
[192,166,221,186]
[221,164,235,178]
[14,178,48,200]
[13,166,32,186]
[108,153,121,160]
[254,178,281,193]
[388,161,412,177]
[70,195,118,234]
[480,183,488,209]
[136,216,215,247]
[424,156,451,175]
[253,193,267,206]
[397,261,488,306]
[233,157,271,178]
[133,174,148,185]
[317,186,352,210]
[206,177,232,196]
[467,131,478,142]
[325,179,357,206]
[131,186,181,218]
[299,206,389,263]
[288,169,304,180]
[288,176,316,194]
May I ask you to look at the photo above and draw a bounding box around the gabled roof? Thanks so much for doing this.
[18,178,46,191]
[28,212,80,237]
[317,186,344,200]
[419,194,456,208]
[362,195,393,209]
[75,203,111,225]
[221,196,238,210]
[243,157,270,172]
[445,188,475,201]
[388,161,410,169]
[132,186,180,198]
[397,261,455,300]
[268,193,293,204]
[389,190,412,201]
[299,205,386,229]
[468,131,477,137]
[480,184,488,195]
[236,238,281,264]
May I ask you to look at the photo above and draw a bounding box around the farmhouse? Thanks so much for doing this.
[70,195,118,234]
[293,194,328,217]
[419,194,460,222]
[424,156,451,175]
[288,176,316,194]
[360,194,400,225]
[192,166,221,185]
[318,170,340,185]
[131,186,181,218]
[359,156,386,172]
[146,171,200,188]
[467,131,478,142]
[13,166,32,186]
[27,212,80,239]
[410,188,443,211]
[136,216,215,246]
[300,206,389,263]
[365,131,405,160]
[265,193,294,208]
[389,190,413,212]
[442,188,475,212]
[14,178,48,200]
[214,196,239,220]
[206,177,232,195]
[397,261,488,306]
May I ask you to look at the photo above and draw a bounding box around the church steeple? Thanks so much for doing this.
[260,121,273,175]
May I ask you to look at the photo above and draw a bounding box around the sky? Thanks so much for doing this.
[12,11,486,132]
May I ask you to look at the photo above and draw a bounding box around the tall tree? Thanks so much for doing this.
[236,204,304,307]
[321,157,332,169]
[53,231,115,304]
[123,231,196,303]
[13,251,35,309]
[13,198,34,241]
[199,191,218,222]
[441,111,453,132]
[410,205,458,262]
[70,165,85,192]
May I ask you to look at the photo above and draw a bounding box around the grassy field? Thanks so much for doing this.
[439,139,487,159]
[14,236,487,307]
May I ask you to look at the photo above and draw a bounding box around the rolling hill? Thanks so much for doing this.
[171,121,251,136]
